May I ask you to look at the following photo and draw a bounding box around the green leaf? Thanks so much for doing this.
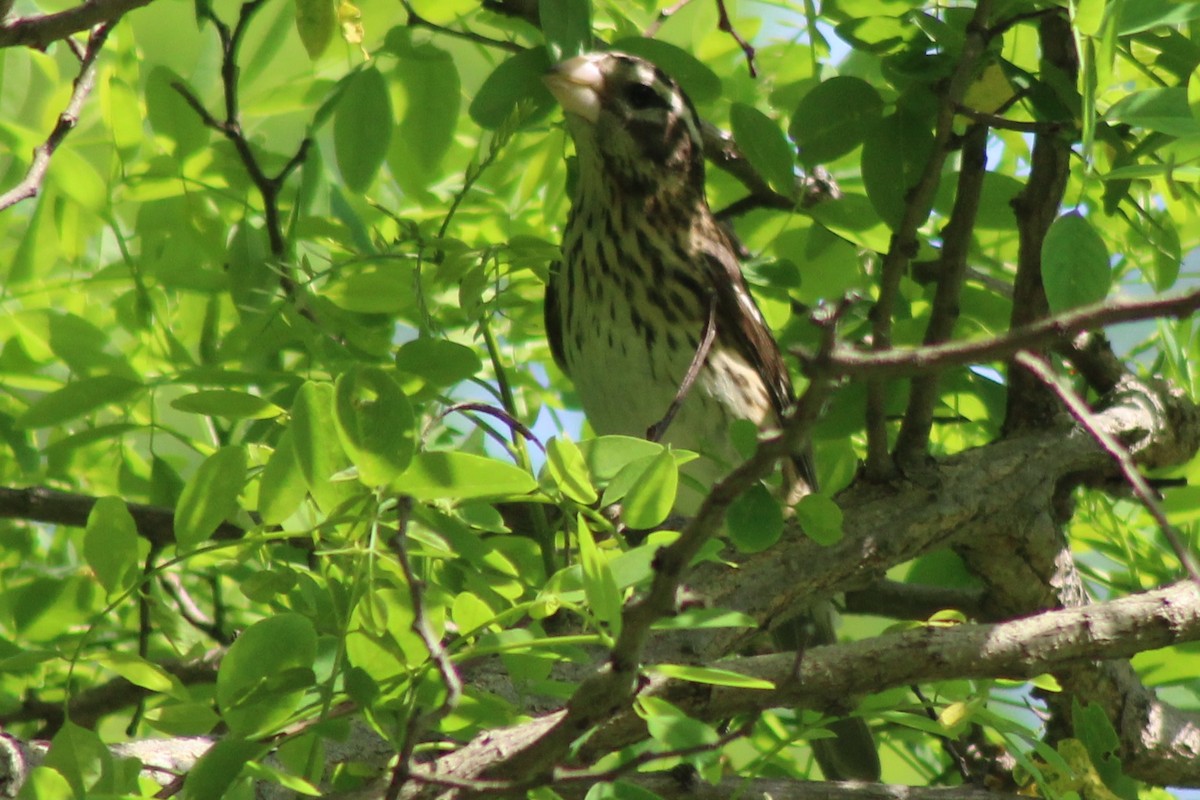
[294,0,336,59]
[649,663,775,689]
[451,591,496,635]
[185,737,266,799]
[244,760,323,796]
[1073,699,1138,800]
[323,267,415,314]
[861,110,935,230]
[1041,212,1111,313]
[540,0,591,62]
[334,366,416,486]
[258,431,308,525]
[726,483,784,553]
[794,493,844,546]
[578,436,672,481]
[730,103,795,195]
[395,338,482,387]
[791,76,884,165]
[94,652,177,692]
[144,67,209,157]
[635,696,719,749]
[1106,87,1200,137]
[171,390,283,419]
[621,448,678,529]
[175,446,246,548]
[388,37,461,193]
[44,722,111,797]
[83,497,140,594]
[290,381,356,513]
[144,702,222,736]
[18,376,143,428]
[576,514,623,637]
[217,613,317,738]
[546,436,599,505]
[470,47,554,129]
[391,451,537,500]
[1116,0,1200,35]
[334,66,392,192]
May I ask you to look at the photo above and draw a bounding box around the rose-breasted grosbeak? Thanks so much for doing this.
[543,52,880,781]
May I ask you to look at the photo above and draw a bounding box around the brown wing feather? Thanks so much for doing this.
[700,232,818,492]
[544,261,569,375]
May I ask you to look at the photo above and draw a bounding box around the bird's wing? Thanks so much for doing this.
[700,231,818,492]
[544,261,570,375]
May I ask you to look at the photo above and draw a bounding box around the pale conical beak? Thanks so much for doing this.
[543,54,605,123]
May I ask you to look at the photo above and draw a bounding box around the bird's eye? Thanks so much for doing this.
[623,82,668,111]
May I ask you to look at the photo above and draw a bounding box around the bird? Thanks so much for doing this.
[542,51,881,782]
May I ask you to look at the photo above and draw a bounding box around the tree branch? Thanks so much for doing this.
[1003,10,1077,433]
[894,122,990,469]
[0,22,112,210]
[0,485,246,548]
[796,287,1200,380]
[0,0,150,49]
[865,0,995,479]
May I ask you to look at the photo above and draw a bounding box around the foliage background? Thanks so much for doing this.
[2,0,1200,797]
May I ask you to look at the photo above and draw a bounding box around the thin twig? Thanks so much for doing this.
[171,0,313,308]
[400,0,522,52]
[953,104,1061,133]
[644,0,693,37]
[388,496,464,799]
[0,22,112,210]
[715,0,756,77]
[647,295,717,442]
[1014,352,1200,585]
[438,402,545,452]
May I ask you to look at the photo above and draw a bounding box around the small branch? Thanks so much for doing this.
[952,104,1061,133]
[1003,11,1076,433]
[894,123,990,468]
[865,0,994,480]
[715,0,756,77]
[0,485,246,548]
[0,651,221,732]
[400,0,522,52]
[1014,352,1200,584]
[388,497,463,799]
[794,287,1200,380]
[702,121,795,213]
[0,0,150,49]
[171,0,313,308]
[0,22,112,210]
[438,402,545,453]
[645,0,693,37]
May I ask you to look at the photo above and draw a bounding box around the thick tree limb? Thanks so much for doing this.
[0,485,246,547]
[409,582,1200,797]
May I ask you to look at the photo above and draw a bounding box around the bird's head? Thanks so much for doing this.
[544,51,706,199]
